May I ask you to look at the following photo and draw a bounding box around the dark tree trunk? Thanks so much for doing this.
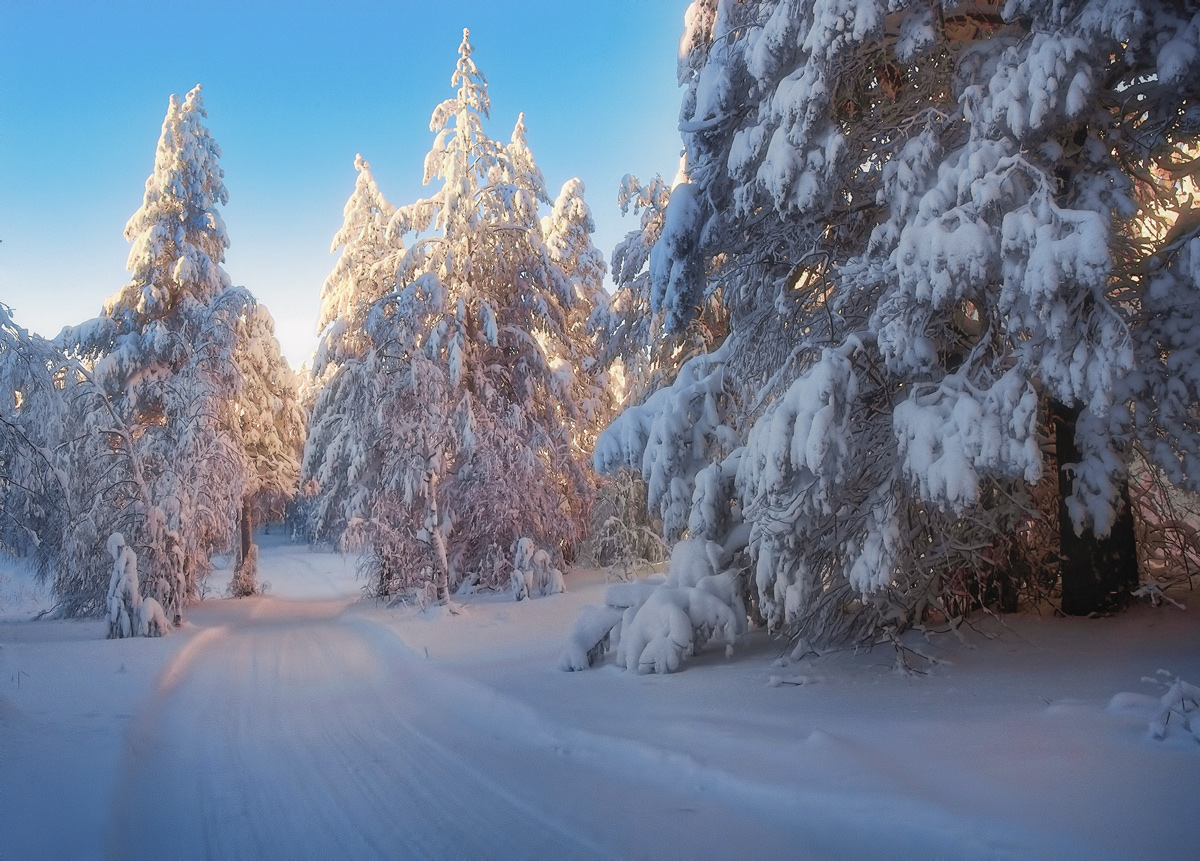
[239,497,253,565]
[1051,400,1140,615]
[229,496,259,598]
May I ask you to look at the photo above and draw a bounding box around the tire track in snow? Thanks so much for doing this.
[106,604,615,858]
[106,601,1096,860]
[107,602,768,859]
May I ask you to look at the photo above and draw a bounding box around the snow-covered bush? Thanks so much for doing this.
[615,585,739,674]
[509,537,565,601]
[560,539,744,674]
[105,533,167,639]
[582,470,667,573]
[228,543,260,599]
[558,605,625,672]
[106,533,139,639]
[1148,675,1200,743]
[1116,671,1200,743]
[1131,455,1200,593]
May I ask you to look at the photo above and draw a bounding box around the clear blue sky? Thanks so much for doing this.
[0,1,688,365]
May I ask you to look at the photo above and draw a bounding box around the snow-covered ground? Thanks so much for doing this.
[2,534,1198,859]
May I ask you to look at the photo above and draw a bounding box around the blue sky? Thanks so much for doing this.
[0,1,689,364]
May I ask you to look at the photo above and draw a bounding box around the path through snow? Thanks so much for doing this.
[106,598,808,859]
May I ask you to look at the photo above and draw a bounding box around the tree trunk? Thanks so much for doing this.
[427,473,452,604]
[1051,400,1140,615]
[239,496,253,565]
[230,495,259,598]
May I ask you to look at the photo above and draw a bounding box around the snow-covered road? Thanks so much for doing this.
[104,598,805,859]
[5,544,1200,859]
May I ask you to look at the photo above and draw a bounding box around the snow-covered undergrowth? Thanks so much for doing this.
[105,533,168,639]
[0,552,53,620]
[1108,670,1200,744]
[560,538,744,673]
[510,537,565,601]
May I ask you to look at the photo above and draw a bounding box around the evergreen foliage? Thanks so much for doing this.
[582,0,1200,668]
[2,85,303,619]
[304,31,605,600]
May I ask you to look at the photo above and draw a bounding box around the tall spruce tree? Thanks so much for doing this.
[542,178,612,458]
[60,85,248,621]
[311,154,400,383]
[303,31,597,601]
[6,87,302,619]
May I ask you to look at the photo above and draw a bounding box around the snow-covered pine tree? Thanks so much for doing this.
[497,112,551,231]
[228,301,305,597]
[304,30,594,601]
[576,0,1200,669]
[57,85,249,621]
[542,178,612,457]
[311,154,400,384]
[107,86,231,322]
[298,158,405,545]
[593,173,728,405]
[0,303,63,559]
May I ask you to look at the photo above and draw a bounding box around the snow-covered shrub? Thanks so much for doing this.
[105,533,166,639]
[615,586,739,674]
[106,534,140,640]
[510,537,565,601]
[1130,671,1200,743]
[1149,676,1200,743]
[558,605,625,671]
[560,539,744,674]
[1130,455,1200,593]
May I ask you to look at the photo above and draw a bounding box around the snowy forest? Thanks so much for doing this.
[5,2,1200,856]
[3,1,1200,667]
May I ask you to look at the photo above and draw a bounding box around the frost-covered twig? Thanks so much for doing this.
[1144,671,1200,743]
[1133,581,1187,610]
